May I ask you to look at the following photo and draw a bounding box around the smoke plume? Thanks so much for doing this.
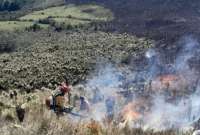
[78,36,200,131]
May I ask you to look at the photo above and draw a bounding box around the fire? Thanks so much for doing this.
[121,102,141,122]
[151,74,189,95]
[158,74,178,86]
[86,119,101,135]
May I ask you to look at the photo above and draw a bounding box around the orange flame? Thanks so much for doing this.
[158,74,178,86]
[87,120,101,135]
[151,74,184,92]
[121,102,141,122]
[150,73,191,98]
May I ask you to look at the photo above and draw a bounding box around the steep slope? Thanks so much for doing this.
[66,0,200,44]
[0,31,152,91]
[0,0,64,11]
[0,0,64,20]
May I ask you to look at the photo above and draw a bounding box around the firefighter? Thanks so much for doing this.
[92,87,104,103]
[80,96,90,112]
[105,96,115,122]
[45,81,73,114]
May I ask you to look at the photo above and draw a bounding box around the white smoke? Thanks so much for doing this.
[175,36,199,71]
[144,95,192,130]
[86,64,123,96]
[80,36,200,131]
[144,89,200,131]
[142,36,200,130]
[84,64,123,121]
[145,48,157,59]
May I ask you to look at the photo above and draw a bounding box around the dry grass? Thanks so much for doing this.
[20,4,113,21]
[0,21,48,31]
[19,4,114,26]
[0,21,33,31]
[0,90,193,135]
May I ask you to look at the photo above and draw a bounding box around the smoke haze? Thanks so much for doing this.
[76,36,200,131]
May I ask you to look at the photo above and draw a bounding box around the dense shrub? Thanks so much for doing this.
[26,23,41,32]
[0,0,25,11]
[0,32,16,53]
[53,22,67,32]
[38,17,55,25]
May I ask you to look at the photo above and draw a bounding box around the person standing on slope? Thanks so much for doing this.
[46,80,73,114]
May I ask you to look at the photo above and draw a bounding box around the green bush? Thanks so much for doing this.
[0,32,16,53]
[38,17,55,25]
[65,24,74,30]
[26,23,41,32]
[0,0,24,11]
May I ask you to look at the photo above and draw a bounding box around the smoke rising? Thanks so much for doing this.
[78,36,200,131]
[141,36,200,130]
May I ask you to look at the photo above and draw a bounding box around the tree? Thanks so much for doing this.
[0,32,16,53]
[8,2,20,11]
[2,1,10,11]
[26,23,41,32]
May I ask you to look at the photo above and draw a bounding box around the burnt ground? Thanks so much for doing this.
[67,0,200,47]
[108,0,200,40]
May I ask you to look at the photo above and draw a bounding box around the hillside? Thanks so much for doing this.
[67,0,200,44]
[0,1,200,135]
[0,0,64,11]
[0,3,113,31]
[4,0,200,44]
[0,31,151,91]
[0,0,64,20]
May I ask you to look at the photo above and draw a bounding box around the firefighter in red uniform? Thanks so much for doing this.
[45,81,73,114]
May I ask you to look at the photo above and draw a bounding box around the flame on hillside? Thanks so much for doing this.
[121,102,141,122]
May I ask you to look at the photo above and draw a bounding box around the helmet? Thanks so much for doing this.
[80,96,85,101]
[60,82,70,93]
